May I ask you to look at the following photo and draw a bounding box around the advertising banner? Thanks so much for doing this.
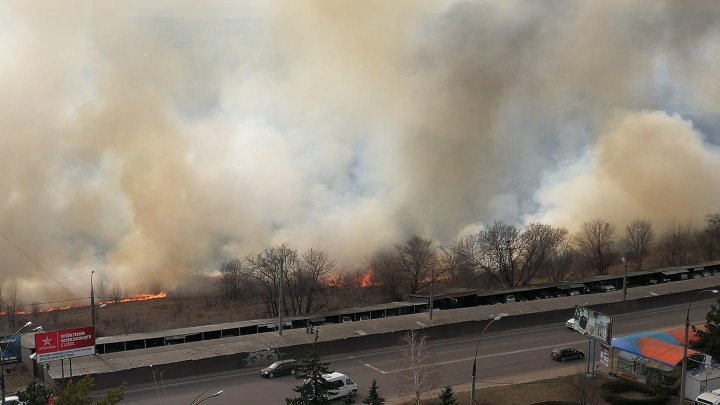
[34,326,96,362]
[0,334,22,363]
[572,305,613,344]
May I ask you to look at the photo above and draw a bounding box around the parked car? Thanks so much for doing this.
[591,284,615,293]
[691,272,703,279]
[260,359,297,378]
[551,347,585,362]
[565,318,575,329]
[505,294,516,303]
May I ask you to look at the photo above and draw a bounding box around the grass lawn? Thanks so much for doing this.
[392,374,613,405]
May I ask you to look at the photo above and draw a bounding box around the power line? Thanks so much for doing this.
[0,230,79,298]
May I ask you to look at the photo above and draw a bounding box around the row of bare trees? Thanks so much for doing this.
[218,244,335,317]
[367,213,720,300]
[218,212,720,314]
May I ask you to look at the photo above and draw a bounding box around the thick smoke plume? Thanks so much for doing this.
[1,1,719,301]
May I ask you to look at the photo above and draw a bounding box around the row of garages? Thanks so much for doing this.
[90,261,720,356]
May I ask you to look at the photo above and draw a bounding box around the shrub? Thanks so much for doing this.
[601,380,669,405]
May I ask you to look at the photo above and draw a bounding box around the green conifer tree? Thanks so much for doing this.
[694,299,720,360]
[437,386,459,405]
[286,329,335,405]
[362,379,385,405]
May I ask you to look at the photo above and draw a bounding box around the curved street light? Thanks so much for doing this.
[1,322,43,405]
[191,389,223,405]
[470,314,506,405]
[680,289,719,404]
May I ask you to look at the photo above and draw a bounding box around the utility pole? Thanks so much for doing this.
[91,270,96,329]
[278,259,284,336]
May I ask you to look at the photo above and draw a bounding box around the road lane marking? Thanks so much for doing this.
[357,360,388,374]
[382,341,584,374]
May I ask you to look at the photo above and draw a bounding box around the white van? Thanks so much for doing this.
[696,389,720,405]
[323,372,358,400]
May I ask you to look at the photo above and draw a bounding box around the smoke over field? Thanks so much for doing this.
[1,1,719,300]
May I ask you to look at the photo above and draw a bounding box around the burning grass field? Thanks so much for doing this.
[0,280,388,337]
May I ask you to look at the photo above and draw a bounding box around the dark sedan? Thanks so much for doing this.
[551,347,584,362]
[260,359,297,378]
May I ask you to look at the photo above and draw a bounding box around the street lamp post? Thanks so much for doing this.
[470,314,505,405]
[91,270,96,330]
[279,261,284,336]
[680,289,719,404]
[1,322,41,405]
[430,245,442,321]
[621,257,628,302]
[191,389,223,405]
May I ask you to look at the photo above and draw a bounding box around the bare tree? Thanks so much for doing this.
[245,243,297,317]
[566,372,604,405]
[399,330,434,405]
[620,219,655,271]
[368,249,405,301]
[453,221,567,288]
[574,219,618,276]
[0,285,4,323]
[109,282,124,302]
[658,222,694,266]
[515,223,569,285]
[219,257,244,301]
[97,277,109,304]
[441,244,477,288]
[5,284,17,329]
[396,236,437,294]
[541,240,575,283]
[699,212,720,260]
[286,248,334,315]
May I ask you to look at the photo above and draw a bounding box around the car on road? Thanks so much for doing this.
[260,359,297,378]
[3,396,27,405]
[551,347,585,362]
[565,318,575,329]
[304,372,358,400]
[323,372,358,400]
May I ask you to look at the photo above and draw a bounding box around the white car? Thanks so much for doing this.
[3,396,27,405]
[323,372,358,400]
[566,318,575,329]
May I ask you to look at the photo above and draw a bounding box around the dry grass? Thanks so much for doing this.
[0,285,388,337]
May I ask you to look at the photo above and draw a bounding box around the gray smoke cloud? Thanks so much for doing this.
[1,0,719,301]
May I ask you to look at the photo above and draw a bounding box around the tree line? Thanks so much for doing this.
[217,212,720,317]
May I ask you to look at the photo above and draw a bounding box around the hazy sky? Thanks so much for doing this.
[1,1,719,301]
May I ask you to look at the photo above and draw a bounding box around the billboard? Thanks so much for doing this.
[0,334,22,363]
[571,305,613,344]
[34,326,96,362]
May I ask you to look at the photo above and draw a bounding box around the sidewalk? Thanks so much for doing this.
[384,364,586,404]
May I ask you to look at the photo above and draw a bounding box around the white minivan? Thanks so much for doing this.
[323,372,358,400]
[696,389,720,405]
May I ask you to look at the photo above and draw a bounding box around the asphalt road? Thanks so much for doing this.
[119,299,717,404]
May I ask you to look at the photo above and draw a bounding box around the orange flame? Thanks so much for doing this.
[110,292,167,303]
[326,275,343,288]
[360,271,374,288]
